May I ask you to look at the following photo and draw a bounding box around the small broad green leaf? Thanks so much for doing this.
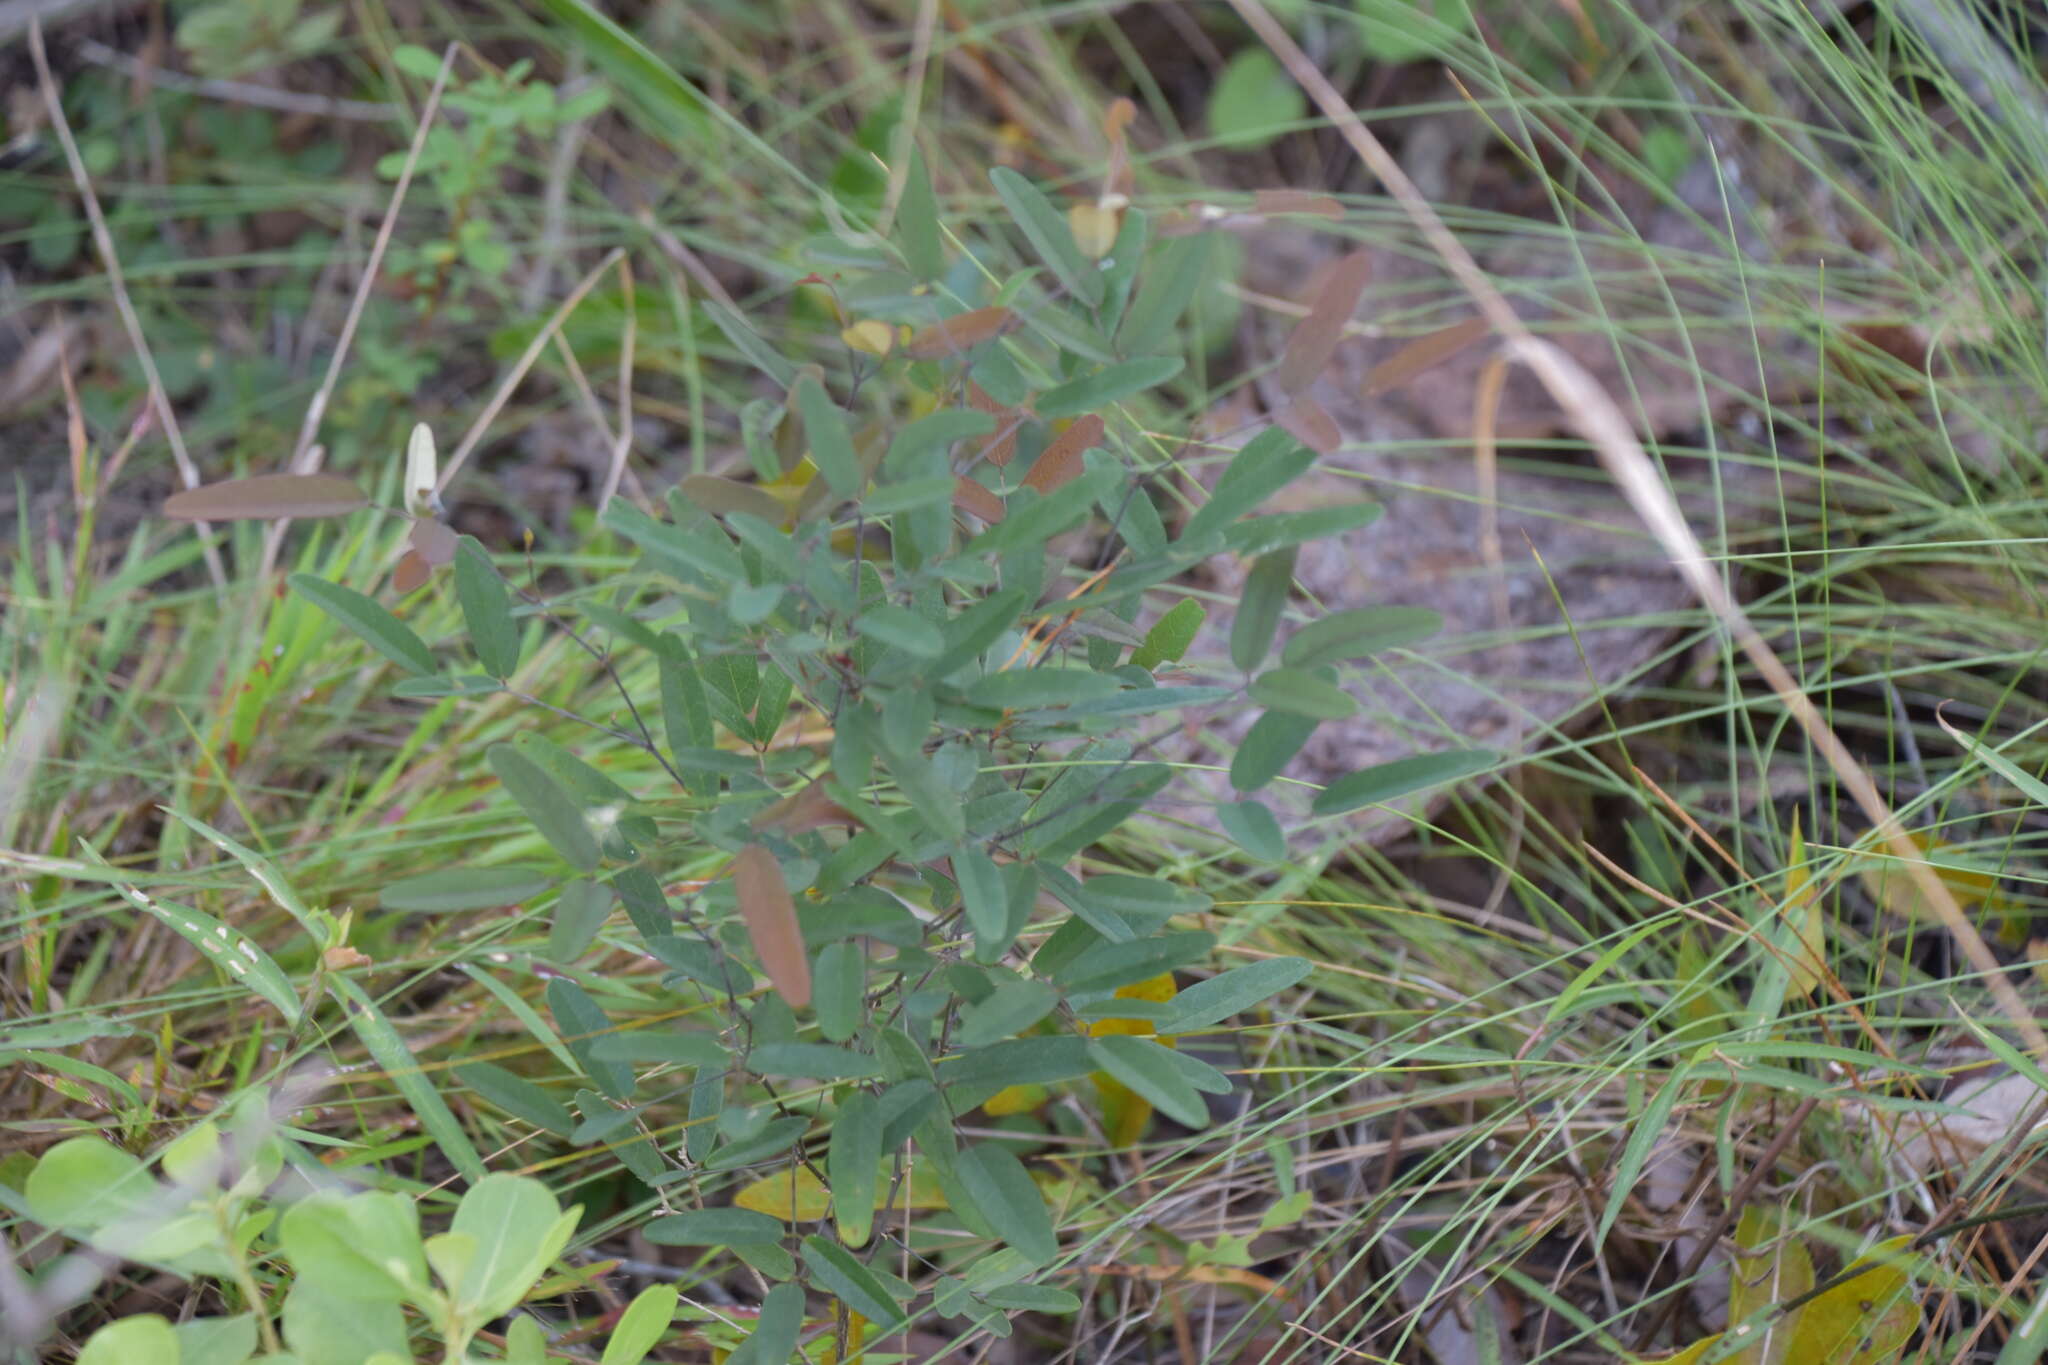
[279,1190,430,1303]
[1208,48,1306,149]
[1225,501,1384,556]
[856,604,943,658]
[1036,356,1183,419]
[455,537,522,678]
[804,1235,905,1326]
[381,866,554,913]
[1130,599,1205,671]
[830,1091,882,1247]
[589,1031,727,1067]
[25,1136,150,1230]
[1057,931,1213,995]
[1281,604,1443,669]
[958,980,1059,1047]
[1231,548,1295,673]
[1121,230,1216,357]
[1088,1034,1209,1127]
[899,146,943,280]
[1229,708,1317,792]
[450,1174,573,1321]
[1061,874,1211,927]
[601,1283,678,1365]
[289,573,437,676]
[1310,748,1497,816]
[488,743,600,871]
[76,1315,178,1365]
[645,1207,785,1245]
[283,1281,408,1365]
[955,1142,1057,1265]
[1216,799,1286,861]
[458,1062,575,1137]
[734,844,812,1009]
[726,1282,804,1365]
[793,373,863,497]
[990,166,1102,306]
[164,473,367,521]
[330,976,485,1181]
[749,1042,880,1079]
[966,666,1123,711]
[547,977,635,1100]
[548,878,613,963]
[1161,958,1313,1032]
[959,467,1117,560]
[1248,666,1356,720]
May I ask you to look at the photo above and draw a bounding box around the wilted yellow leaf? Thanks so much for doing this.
[841,319,895,356]
[1088,973,1179,1146]
[1783,810,1827,999]
[1859,832,2003,924]
[1068,203,1121,259]
[985,1083,1049,1115]
[1783,1237,1918,1365]
[733,1166,831,1222]
[1729,1206,1813,1365]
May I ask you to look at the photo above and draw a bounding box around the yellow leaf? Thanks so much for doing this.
[1631,1338,1720,1365]
[733,1167,830,1222]
[1068,203,1121,260]
[1086,973,1180,1145]
[1858,833,2003,924]
[1783,1237,1918,1365]
[985,1083,1049,1116]
[1728,1207,1813,1365]
[840,320,895,356]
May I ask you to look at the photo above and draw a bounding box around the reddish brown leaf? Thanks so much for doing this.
[164,473,369,521]
[904,307,1019,360]
[1104,98,1137,198]
[752,778,855,835]
[391,549,433,594]
[409,518,459,566]
[1363,317,1491,397]
[1276,397,1341,455]
[680,474,788,524]
[967,382,1023,467]
[1024,414,1105,493]
[1277,249,1371,395]
[953,477,1006,523]
[1254,189,1342,219]
[733,844,811,1008]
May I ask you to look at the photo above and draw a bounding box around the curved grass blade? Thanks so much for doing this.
[329,975,485,1182]
[91,848,302,1024]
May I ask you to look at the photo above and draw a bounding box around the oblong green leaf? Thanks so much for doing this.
[1230,548,1295,673]
[966,666,1122,711]
[589,1031,727,1068]
[1120,230,1217,357]
[990,166,1102,306]
[1247,667,1356,720]
[954,1143,1057,1265]
[803,1235,905,1326]
[726,1282,803,1365]
[381,866,554,913]
[813,941,865,1043]
[330,976,485,1181]
[601,1283,678,1365]
[1280,605,1443,670]
[1088,1034,1208,1128]
[953,847,1009,955]
[1229,708,1317,792]
[748,1042,880,1079]
[1180,427,1316,546]
[794,373,862,497]
[290,573,437,676]
[1036,356,1183,419]
[958,980,1059,1048]
[449,1173,570,1320]
[455,537,522,679]
[548,878,613,963]
[1129,599,1205,671]
[831,1090,881,1247]
[937,1035,1093,1089]
[488,743,600,871]
[1310,748,1497,816]
[644,1208,785,1246]
[1161,958,1313,1032]
[899,147,943,280]
[457,1062,575,1137]
[1215,799,1286,861]
[856,604,943,659]
[547,977,634,1100]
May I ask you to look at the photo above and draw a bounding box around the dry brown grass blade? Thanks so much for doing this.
[31,18,226,592]
[1254,188,1343,219]
[1226,0,2048,1058]
[1277,248,1371,394]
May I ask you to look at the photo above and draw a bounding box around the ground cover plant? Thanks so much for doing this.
[9,1,2048,1362]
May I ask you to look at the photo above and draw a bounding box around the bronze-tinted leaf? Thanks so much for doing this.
[391,550,433,594]
[954,477,1006,524]
[1103,97,1137,198]
[1024,414,1105,493]
[752,778,856,835]
[905,307,1019,360]
[1364,317,1491,397]
[1276,397,1340,455]
[409,518,459,566]
[680,474,787,524]
[1254,189,1342,219]
[164,473,368,521]
[1276,249,1371,395]
[968,382,1022,467]
[733,844,811,1009]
